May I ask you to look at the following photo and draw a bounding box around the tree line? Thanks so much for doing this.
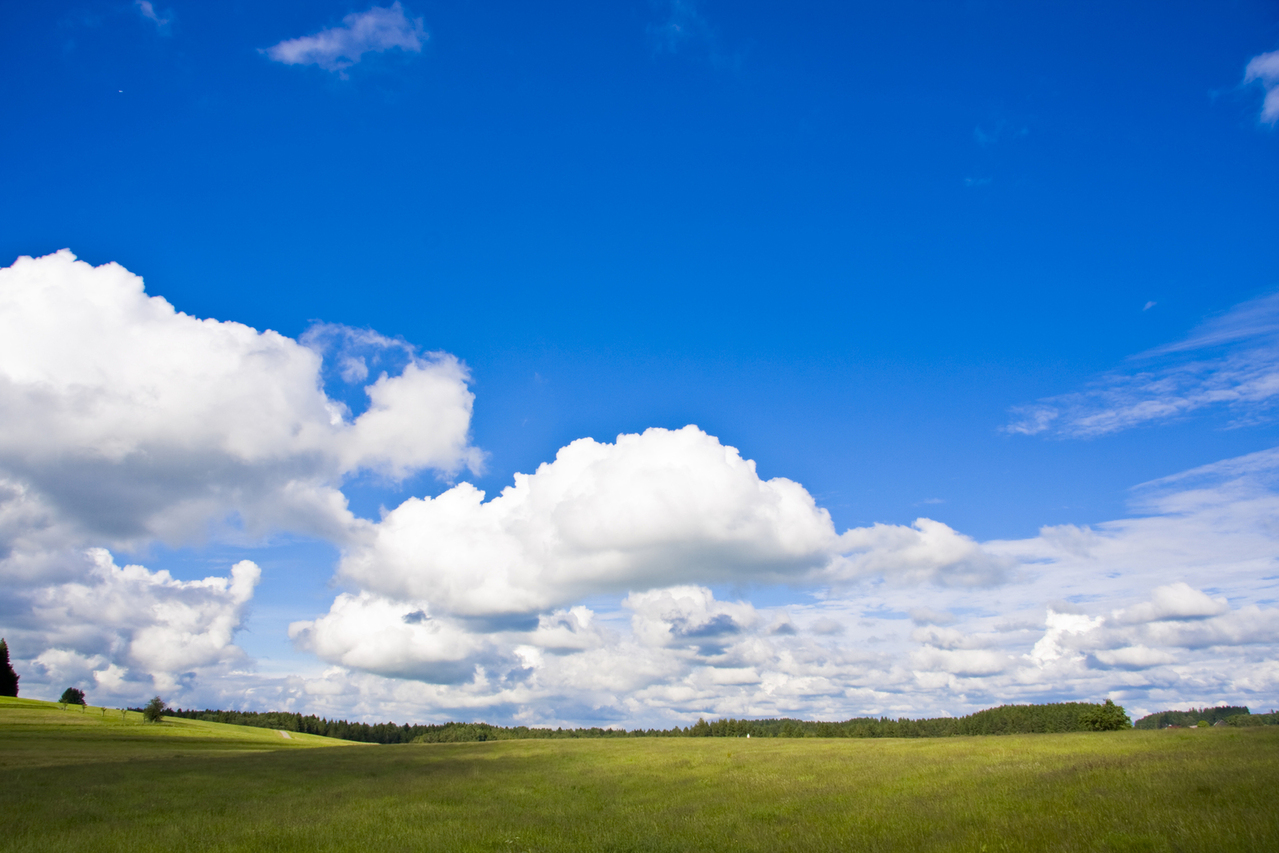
[1223,712,1279,727]
[165,708,689,743]
[691,700,1131,737]
[167,700,1133,744]
[1133,706,1249,728]
[1133,706,1279,729]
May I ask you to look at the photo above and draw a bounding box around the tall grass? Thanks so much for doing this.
[3,696,1277,852]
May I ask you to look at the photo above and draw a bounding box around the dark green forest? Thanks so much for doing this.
[1133,706,1251,728]
[1132,707,1279,729]
[1223,712,1279,726]
[168,700,1132,745]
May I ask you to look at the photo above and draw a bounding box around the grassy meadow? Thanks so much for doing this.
[3,696,1277,852]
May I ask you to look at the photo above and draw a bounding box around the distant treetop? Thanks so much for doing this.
[1079,699,1131,731]
[60,687,87,706]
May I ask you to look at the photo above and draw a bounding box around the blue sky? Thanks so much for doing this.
[2,1,1278,726]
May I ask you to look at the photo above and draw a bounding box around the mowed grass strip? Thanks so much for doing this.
[2,701,1276,853]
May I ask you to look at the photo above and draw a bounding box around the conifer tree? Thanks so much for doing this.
[0,638,18,697]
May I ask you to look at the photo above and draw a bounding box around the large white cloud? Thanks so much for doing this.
[3,549,259,703]
[0,250,479,573]
[335,426,834,619]
[329,425,1005,630]
[0,249,480,704]
[289,592,495,684]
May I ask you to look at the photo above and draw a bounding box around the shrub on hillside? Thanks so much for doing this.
[60,687,87,706]
[142,696,168,723]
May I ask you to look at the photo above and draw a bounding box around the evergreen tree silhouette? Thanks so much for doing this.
[0,638,19,697]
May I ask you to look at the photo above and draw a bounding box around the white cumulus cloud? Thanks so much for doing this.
[335,426,844,618]
[330,425,1006,636]
[0,250,479,575]
[1115,582,1229,625]
[290,591,492,684]
[911,646,1010,677]
[0,249,482,705]
[5,549,258,702]
[834,518,1010,587]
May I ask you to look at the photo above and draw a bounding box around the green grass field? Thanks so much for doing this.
[3,696,1277,852]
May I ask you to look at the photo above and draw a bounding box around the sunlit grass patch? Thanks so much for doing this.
[0,695,354,769]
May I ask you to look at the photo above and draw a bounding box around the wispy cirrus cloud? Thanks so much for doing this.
[1006,292,1279,437]
[646,0,744,69]
[1245,49,1279,124]
[648,0,712,54]
[1146,291,1279,355]
[134,1,172,34]
[261,2,426,76]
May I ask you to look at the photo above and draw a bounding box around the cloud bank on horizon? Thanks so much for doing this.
[2,250,1277,726]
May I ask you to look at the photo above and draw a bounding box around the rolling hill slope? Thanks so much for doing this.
[0,695,360,769]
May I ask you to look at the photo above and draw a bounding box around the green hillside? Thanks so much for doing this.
[0,695,357,769]
[3,698,1278,852]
